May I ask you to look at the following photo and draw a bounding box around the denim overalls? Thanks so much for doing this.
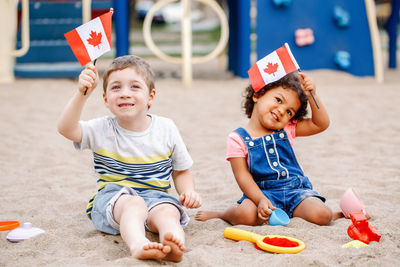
[235,127,325,217]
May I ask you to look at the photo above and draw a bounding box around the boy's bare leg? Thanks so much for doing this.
[146,203,185,262]
[195,199,260,225]
[113,195,171,260]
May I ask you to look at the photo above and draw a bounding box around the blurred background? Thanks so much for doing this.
[1,0,399,84]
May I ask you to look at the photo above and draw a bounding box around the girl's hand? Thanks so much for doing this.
[179,190,202,209]
[299,72,316,97]
[78,63,98,96]
[257,198,275,223]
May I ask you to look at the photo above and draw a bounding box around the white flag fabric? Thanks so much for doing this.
[248,43,299,92]
[65,10,113,66]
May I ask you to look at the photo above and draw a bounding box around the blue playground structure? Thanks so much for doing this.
[227,0,396,81]
[6,0,400,80]
[14,0,117,78]
[387,0,400,68]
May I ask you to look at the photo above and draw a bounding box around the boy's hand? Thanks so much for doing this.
[78,63,98,96]
[179,190,202,209]
[257,198,275,223]
[299,72,316,97]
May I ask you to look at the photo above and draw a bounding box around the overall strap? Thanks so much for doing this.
[233,127,252,146]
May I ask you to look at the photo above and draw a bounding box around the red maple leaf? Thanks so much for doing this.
[263,62,279,76]
[87,31,102,49]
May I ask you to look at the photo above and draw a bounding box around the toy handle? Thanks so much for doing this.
[224,227,261,243]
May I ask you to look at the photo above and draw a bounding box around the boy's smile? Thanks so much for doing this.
[103,67,155,131]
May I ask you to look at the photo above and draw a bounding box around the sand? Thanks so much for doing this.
[1,58,399,266]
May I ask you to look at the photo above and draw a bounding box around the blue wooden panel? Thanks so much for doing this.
[14,62,83,78]
[27,18,81,40]
[28,2,82,19]
[255,0,375,76]
[16,40,77,63]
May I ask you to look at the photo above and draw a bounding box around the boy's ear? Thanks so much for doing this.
[147,88,156,108]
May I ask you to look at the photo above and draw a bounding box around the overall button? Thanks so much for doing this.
[249,141,254,146]
[279,133,285,139]
[269,148,274,154]
[245,137,250,140]
[273,162,278,167]
[281,171,286,177]
[265,136,271,141]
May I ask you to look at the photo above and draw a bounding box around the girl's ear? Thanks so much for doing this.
[252,95,258,103]
[103,92,108,106]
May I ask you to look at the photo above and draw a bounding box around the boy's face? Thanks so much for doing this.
[103,67,155,122]
[252,86,300,131]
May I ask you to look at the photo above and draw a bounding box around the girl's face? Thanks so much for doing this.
[252,86,301,131]
[103,67,155,124]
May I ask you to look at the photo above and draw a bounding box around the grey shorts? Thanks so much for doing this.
[90,184,190,235]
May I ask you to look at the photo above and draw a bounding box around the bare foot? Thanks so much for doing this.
[332,211,344,221]
[162,232,185,262]
[131,242,171,260]
[195,210,220,221]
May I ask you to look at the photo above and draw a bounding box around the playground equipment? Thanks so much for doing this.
[227,0,384,83]
[142,0,229,88]
[386,0,400,68]
[0,0,29,83]
[14,0,104,79]
[0,0,113,83]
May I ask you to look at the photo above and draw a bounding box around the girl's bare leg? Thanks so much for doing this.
[113,195,170,260]
[195,199,261,226]
[292,197,333,225]
[146,203,185,262]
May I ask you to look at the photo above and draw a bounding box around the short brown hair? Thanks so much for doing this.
[243,72,308,121]
[102,55,155,93]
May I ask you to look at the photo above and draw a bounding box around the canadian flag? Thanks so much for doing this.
[64,10,113,66]
[248,43,300,92]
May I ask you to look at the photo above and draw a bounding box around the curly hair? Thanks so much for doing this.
[243,72,308,121]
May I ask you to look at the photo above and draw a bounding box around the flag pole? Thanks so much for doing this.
[309,90,319,109]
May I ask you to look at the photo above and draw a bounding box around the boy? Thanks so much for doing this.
[58,55,201,262]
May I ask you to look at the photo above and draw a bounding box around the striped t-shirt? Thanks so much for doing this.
[74,114,193,216]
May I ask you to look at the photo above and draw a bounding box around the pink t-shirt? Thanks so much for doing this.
[226,121,297,161]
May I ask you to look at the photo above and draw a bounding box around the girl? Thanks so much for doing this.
[196,72,340,226]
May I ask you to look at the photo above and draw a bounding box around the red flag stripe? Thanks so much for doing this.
[276,45,297,74]
[100,11,112,46]
[64,29,91,66]
[248,63,265,92]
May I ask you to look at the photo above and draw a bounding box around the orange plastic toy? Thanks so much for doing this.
[347,211,381,244]
[0,221,20,231]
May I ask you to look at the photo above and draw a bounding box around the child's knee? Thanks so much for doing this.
[231,206,258,225]
[114,195,148,220]
[313,206,332,225]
